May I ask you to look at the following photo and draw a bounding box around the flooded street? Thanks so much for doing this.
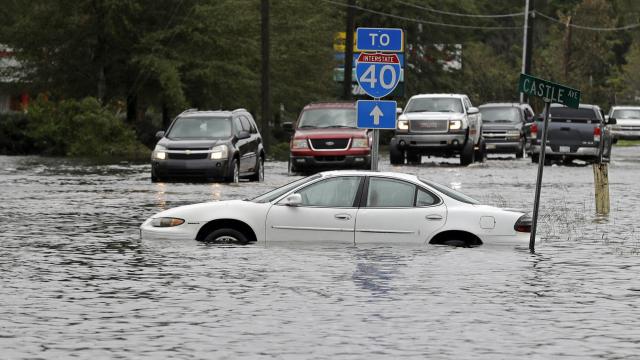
[2,147,640,359]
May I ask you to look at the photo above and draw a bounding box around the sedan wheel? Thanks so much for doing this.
[203,228,249,244]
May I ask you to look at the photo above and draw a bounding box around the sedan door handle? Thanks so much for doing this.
[334,214,352,221]
[425,214,443,221]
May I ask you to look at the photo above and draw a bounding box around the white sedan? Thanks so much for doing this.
[140,170,531,246]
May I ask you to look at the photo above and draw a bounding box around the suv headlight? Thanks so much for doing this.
[292,139,309,149]
[449,120,462,130]
[397,120,409,131]
[152,144,167,160]
[210,144,228,160]
[352,138,368,148]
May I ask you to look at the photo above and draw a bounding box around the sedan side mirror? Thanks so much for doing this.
[237,130,251,140]
[282,122,294,132]
[280,193,303,206]
[155,130,165,140]
[468,107,479,114]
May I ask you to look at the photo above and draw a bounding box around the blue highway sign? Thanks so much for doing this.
[355,53,401,98]
[357,100,397,129]
[356,28,404,52]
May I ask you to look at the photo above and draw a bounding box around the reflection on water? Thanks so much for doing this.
[2,150,640,359]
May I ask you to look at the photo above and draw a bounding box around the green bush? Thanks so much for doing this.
[0,112,34,154]
[27,97,149,159]
[268,141,291,161]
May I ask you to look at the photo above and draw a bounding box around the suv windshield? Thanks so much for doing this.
[297,108,356,128]
[480,107,521,123]
[167,116,232,139]
[612,109,640,119]
[405,98,463,113]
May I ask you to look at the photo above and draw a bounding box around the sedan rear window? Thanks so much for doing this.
[419,179,479,205]
[167,116,232,139]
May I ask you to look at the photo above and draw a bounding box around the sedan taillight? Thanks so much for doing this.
[514,214,532,233]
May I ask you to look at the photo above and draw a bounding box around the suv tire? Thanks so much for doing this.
[249,156,264,182]
[226,159,239,183]
[389,145,405,165]
[460,139,475,166]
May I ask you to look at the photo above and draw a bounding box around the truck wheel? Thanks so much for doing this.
[515,138,525,158]
[460,139,475,166]
[406,151,421,164]
[390,145,405,165]
[475,137,487,163]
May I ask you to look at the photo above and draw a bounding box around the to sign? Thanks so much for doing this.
[518,73,581,108]
[355,53,401,98]
[356,28,403,52]
[357,100,397,129]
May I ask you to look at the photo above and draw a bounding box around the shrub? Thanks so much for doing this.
[27,97,149,159]
[268,141,290,161]
[0,112,34,154]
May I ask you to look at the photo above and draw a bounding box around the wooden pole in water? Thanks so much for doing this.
[593,163,610,214]
[530,101,551,253]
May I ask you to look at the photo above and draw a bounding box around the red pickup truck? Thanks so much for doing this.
[286,102,372,174]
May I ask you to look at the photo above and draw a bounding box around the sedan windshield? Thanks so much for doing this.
[612,109,640,119]
[420,178,479,204]
[405,98,463,113]
[250,175,321,203]
[297,108,357,128]
[480,107,521,123]
[167,116,232,139]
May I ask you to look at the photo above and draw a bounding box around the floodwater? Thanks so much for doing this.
[1,147,640,359]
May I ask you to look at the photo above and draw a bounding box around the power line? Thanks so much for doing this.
[393,0,524,18]
[321,0,523,30]
[536,11,640,31]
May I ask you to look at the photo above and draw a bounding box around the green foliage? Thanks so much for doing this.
[27,97,149,159]
[0,112,33,155]
[268,141,291,161]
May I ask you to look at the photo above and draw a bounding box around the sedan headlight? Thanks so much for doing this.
[397,120,409,131]
[352,138,368,148]
[292,139,309,149]
[449,120,462,130]
[152,144,167,160]
[151,217,185,227]
[210,144,228,160]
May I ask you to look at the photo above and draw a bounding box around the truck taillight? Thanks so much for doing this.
[530,123,538,140]
[593,126,601,142]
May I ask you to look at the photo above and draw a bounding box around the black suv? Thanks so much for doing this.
[529,104,614,165]
[479,102,534,158]
[151,109,265,182]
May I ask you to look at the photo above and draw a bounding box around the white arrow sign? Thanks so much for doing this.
[370,105,383,125]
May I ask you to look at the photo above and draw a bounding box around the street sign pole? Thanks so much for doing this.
[372,128,379,171]
[529,100,551,252]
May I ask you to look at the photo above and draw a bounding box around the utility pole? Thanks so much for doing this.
[261,0,271,150]
[343,0,355,100]
[520,0,534,103]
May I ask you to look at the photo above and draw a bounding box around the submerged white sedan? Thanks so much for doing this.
[140,170,531,246]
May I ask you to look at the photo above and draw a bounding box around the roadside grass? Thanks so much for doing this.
[614,140,640,147]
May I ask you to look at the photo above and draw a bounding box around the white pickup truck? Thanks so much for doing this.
[389,93,485,166]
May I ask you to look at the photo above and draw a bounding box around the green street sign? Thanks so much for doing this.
[518,73,581,108]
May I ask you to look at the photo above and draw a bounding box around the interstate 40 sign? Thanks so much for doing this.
[355,52,401,99]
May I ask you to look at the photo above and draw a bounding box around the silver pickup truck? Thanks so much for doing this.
[389,93,485,166]
[530,104,614,165]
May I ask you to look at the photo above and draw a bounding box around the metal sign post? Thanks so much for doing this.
[529,101,550,252]
[354,27,404,172]
[517,73,581,253]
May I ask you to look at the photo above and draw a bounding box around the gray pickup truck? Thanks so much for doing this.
[530,104,614,165]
